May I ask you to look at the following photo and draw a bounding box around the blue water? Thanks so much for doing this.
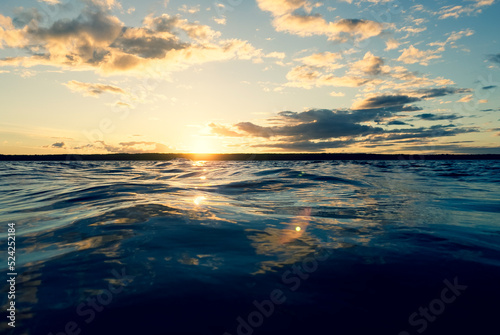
[0,160,499,335]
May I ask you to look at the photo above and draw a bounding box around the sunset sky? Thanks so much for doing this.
[1,0,499,154]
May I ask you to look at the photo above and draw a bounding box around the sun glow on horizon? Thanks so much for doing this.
[190,137,216,154]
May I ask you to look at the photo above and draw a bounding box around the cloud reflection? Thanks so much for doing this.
[248,207,322,274]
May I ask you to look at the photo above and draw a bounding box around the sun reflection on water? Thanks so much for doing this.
[194,196,206,205]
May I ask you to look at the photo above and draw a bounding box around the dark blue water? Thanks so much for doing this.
[0,160,499,335]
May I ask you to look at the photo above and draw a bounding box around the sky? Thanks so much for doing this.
[0,0,499,154]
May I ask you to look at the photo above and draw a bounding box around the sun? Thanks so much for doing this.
[190,137,214,154]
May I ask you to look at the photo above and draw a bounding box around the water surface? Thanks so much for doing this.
[1,160,499,334]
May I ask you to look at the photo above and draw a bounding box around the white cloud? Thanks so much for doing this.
[458,94,473,103]
[296,52,343,70]
[385,38,400,51]
[397,45,442,66]
[265,51,286,59]
[329,91,345,97]
[351,52,384,75]
[429,29,474,48]
[438,0,494,19]
[213,17,227,25]
[178,5,201,14]
[37,0,60,4]
[257,0,384,42]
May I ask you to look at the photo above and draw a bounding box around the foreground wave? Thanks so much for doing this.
[0,160,499,335]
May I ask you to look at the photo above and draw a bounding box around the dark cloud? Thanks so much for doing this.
[233,109,386,141]
[211,103,478,152]
[111,27,188,59]
[22,9,123,66]
[146,14,182,33]
[235,122,275,138]
[29,10,123,44]
[51,142,65,148]
[353,94,421,110]
[212,108,387,141]
[416,113,463,121]
[487,54,500,64]
[377,124,478,142]
[482,85,497,90]
[417,87,472,98]
[387,120,409,125]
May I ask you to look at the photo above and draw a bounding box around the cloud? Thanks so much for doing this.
[235,122,277,138]
[145,14,222,42]
[83,0,122,11]
[285,63,369,89]
[0,4,263,75]
[208,123,244,137]
[458,94,473,103]
[329,91,345,97]
[296,52,342,70]
[37,0,60,4]
[387,120,408,125]
[428,29,474,49]
[178,5,200,14]
[385,38,399,51]
[275,16,384,42]
[397,45,442,65]
[351,94,420,110]
[351,52,384,75]
[210,107,478,152]
[115,101,133,108]
[416,113,463,121]
[213,17,227,25]
[95,141,173,153]
[64,80,128,97]
[284,49,461,94]
[369,124,478,143]
[416,87,472,98]
[110,27,189,59]
[212,109,387,141]
[487,54,500,64]
[51,141,65,148]
[265,51,286,59]
[256,0,383,42]
[437,0,494,19]
[482,85,497,90]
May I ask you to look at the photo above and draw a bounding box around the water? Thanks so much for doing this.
[0,159,499,335]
